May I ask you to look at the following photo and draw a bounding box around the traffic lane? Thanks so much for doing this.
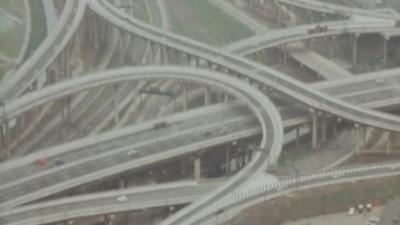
[0,103,250,185]
[0,116,259,206]
[343,88,400,105]
[1,182,222,224]
[3,1,81,101]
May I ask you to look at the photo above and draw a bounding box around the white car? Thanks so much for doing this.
[117,195,128,202]
[127,150,137,156]
[347,207,355,215]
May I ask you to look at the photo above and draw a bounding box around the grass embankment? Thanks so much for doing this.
[0,1,27,81]
[225,176,400,225]
[166,0,254,46]
[26,0,47,56]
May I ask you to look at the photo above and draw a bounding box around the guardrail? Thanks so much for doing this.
[183,162,400,225]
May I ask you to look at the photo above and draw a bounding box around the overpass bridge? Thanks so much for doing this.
[1,0,400,225]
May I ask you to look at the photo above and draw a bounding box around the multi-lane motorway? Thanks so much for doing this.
[1,0,400,225]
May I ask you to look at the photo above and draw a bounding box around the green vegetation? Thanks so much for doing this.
[133,0,150,23]
[0,23,24,57]
[166,0,254,46]
[0,0,26,18]
[27,0,47,56]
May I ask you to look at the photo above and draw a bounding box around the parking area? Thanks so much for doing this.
[283,206,384,225]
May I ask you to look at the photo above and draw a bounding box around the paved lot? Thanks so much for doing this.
[283,206,383,225]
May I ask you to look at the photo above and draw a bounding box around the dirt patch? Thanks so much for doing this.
[225,176,400,225]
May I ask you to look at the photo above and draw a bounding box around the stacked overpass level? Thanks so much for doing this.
[276,0,400,20]
[89,0,400,132]
[0,67,283,211]
[0,0,87,101]
[2,162,399,225]
[0,180,223,225]
[84,2,400,224]
[227,20,400,57]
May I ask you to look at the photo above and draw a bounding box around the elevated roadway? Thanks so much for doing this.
[0,180,223,225]
[88,2,400,225]
[0,0,87,101]
[0,66,283,210]
[89,0,400,133]
[183,162,400,225]
[276,0,400,20]
[226,20,399,57]
[2,162,400,225]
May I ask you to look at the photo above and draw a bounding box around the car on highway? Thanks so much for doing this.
[153,121,168,129]
[117,195,128,202]
[347,207,355,215]
[127,149,138,156]
[375,78,384,84]
[54,159,65,166]
[34,158,48,167]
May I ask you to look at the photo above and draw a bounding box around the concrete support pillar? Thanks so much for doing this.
[295,126,300,147]
[321,115,328,143]
[204,87,210,105]
[330,36,336,58]
[277,3,282,27]
[355,124,361,155]
[113,84,119,125]
[183,82,188,111]
[107,214,115,225]
[150,41,156,61]
[186,53,192,66]
[1,121,9,158]
[160,46,168,64]
[311,110,319,149]
[383,36,390,66]
[225,146,231,174]
[332,120,337,136]
[195,57,200,68]
[282,45,288,65]
[207,61,213,69]
[62,97,71,122]
[352,34,360,65]
[309,9,314,23]
[194,155,201,182]
[386,131,393,154]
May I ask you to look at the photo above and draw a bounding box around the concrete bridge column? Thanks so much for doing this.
[194,154,201,182]
[354,124,361,154]
[1,122,9,158]
[311,109,319,149]
[62,97,71,123]
[186,53,192,66]
[330,35,336,58]
[149,41,156,62]
[383,36,390,66]
[107,214,115,225]
[113,84,120,125]
[295,126,300,147]
[282,45,288,65]
[386,131,393,154]
[225,145,231,174]
[195,56,200,68]
[204,87,210,105]
[160,46,168,64]
[183,82,188,111]
[277,3,282,27]
[352,33,360,66]
[320,115,328,143]
[308,9,314,23]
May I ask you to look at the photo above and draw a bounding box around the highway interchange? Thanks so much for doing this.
[1,0,400,225]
